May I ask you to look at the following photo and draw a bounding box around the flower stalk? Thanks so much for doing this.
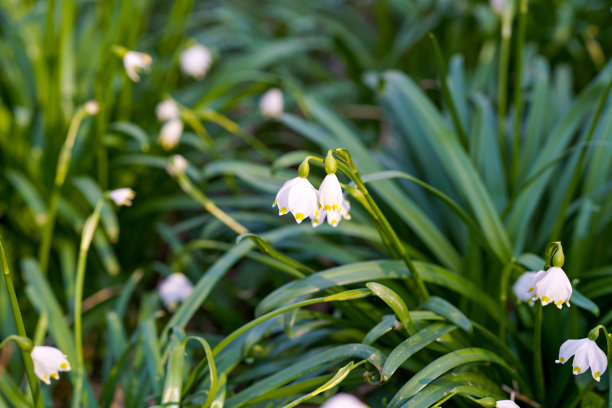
[533,303,545,402]
[0,234,44,407]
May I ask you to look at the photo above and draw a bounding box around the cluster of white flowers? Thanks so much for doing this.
[273,154,351,228]
[156,99,183,150]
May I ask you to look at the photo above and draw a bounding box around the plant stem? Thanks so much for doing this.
[533,304,545,402]
[72,199,104,408]
[511,0,528,191]
[549,75,612,241]
[0,235,44,408]
[39,107,88,274]
[497,2,513,175]
[498,260,515,344]
[174,172,248,235]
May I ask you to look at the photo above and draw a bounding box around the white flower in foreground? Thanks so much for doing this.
[123,51,152,82]
[321,393,368,408]
[181,44,212,80]
[512,272,537,303]
[529,267,572,308]
[109,188,136,207]
[159,273,194,311]
[556,338,607,381]
[319,174,343,213]
[84,100,100,115]
[156,99,180,122]
[159,118,183,150]
[497,401,520,408]
[31,346,71,385]
[260,88,284,119]
[273,177,319,224]
[167,154,188,177]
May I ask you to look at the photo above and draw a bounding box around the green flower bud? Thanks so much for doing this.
[324,150,337,174]
[552,243,565,268]
[588,327,600,341]
[298,159,310,178]
[476,397,497,407]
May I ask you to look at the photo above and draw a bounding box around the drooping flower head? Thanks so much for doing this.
[273,177,319,224]
[123,51,152,82]
[512,271,537,303]
[31,346,71,385]
[156,99,180,122]
[556,338,607,381]
[109,188,136,207]
[159,273,194,311]
[260,88,284,119]
[529,267,572,308]
[321,393,368,408]
[181,44,212,80]
[496,401,520,408]
[159,118,183,150]
[167,154,189,177]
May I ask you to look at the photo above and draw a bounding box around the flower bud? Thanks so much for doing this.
[476,397,497,407]
[552,244,565,268]
[324,150,337,174]
[84,101,100,115]
[298,159,310,178]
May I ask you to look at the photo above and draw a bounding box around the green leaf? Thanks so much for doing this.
[162,330,185,407]
[236,233,313,277]
[420,296,472,333]
[366,282,415,334]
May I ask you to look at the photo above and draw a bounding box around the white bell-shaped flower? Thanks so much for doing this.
[341,197,351,220]
[513,271,537,303]
[326,209,342,227]
[497,401,520,408]
[159,273,194,311]
[167,154,188,176]
[273,176,318,224]
[159,118,183,150]
[530,267,572,308]
[321,393,368,408]
[156,100,180,122]
[556,338,607,381]
[319,174,343,214]
[180,44,212,80]
[31,346,71,385]
[123,51,152,82]
[260,88,284,119]
[109,188,135,207]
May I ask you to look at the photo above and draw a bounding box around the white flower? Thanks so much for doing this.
[321,393,368,408]
[490,0,506,15]
[512,272,537,302]
[180,44,212,80]
[84,100,100,115]
[497,401,519,408]
[319,174,343,213]
[273,177,319,224]
[341,197,351,220]
[123,51,152,82]
[312,211,326,228]
[159,273,194,311]
[31,346,71,385]
[156,100,180,121]
[556,338,607,381]
[326,209,342,227]
[260,88,284,119]
[529,267,572,308]
[159,119,183,150]
[167,154,188,176]
[109,188,135,207]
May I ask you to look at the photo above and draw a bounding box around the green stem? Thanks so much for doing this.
[39,107,88,274]
[497,3,513,175]
[0,235,44,408]
[510,0,528,190]
[72,199,104,408]
[533,304,545,402]
[334,150,429,303]
[498,259,515,344]
[549,75,612,241]
[174,172,249,235]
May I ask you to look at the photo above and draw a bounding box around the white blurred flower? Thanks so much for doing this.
[159,273,194,311]
[341,197,351,220]
[159,119,183,150]
[529,267,572,308]
[556,338,607,381]
[512,271,537,303]
[497,401,519,408]
[84,100,100,115]
[123,51,152,82]
[181,44,212,80]
[260,88,283,119]
[273,176,319,224]
[109,188,135,207]
[167,154,188,177]
[490,0,506,15]
[156,100,180,122]
[31,346,71,385]
[321,393,368,408]
[326,209,342,227]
